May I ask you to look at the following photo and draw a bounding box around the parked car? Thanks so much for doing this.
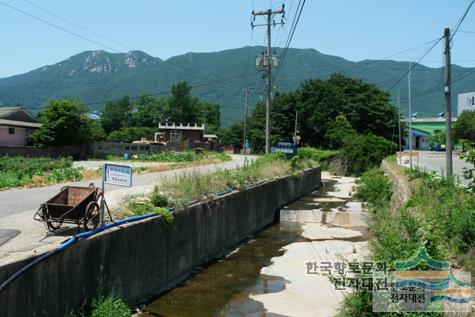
[430,143,446,151]
[271,142,297,157]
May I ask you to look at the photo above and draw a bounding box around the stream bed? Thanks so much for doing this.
[143,173,369,317]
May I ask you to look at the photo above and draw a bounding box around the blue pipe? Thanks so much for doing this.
[0,208,175,293]
[1,182,250,292]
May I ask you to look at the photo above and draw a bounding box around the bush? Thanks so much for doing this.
[355,168,392,209]
[297,147,339,162]
[340,134,396,175]
[90,294,130,317]
[151,189,169,207]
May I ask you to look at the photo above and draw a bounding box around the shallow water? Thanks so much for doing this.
[143,180,351,317]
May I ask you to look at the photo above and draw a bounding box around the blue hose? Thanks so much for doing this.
[0,208,174,293]
[0,184,244,292]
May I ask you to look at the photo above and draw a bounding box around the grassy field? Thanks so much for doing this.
[0,152,232,190]
[0,156,83,189]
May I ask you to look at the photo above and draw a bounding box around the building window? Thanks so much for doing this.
[170,131,183,142]
[8,128,15,135]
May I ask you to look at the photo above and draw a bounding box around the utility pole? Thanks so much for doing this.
[242,87,253,154]
[444,27,453,177]
[408,62,413,169]
[397,89,402,163]
[252,5,285,153]
[293,109,299,145]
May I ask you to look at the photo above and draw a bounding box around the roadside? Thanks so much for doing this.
[398,150,471,185]
[0,155,253,265]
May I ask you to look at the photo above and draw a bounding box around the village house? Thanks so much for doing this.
[0,107,41,146]
[154,123,205,143]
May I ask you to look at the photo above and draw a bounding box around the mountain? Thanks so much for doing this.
[0,46,474,126]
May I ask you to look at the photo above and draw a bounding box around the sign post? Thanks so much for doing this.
[100,163,133,227]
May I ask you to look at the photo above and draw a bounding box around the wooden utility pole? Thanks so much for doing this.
[242,87,253,154]
[293,110,299,145]
[444,27,453,177]
[252,5,285,153]
[408,63,413,169]
[397,89,402,162]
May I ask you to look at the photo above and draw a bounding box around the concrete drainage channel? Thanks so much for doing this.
[142,171,369,317]
[0,168,322,317]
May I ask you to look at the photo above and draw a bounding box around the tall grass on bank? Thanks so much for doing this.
[338,166,474,316]
[125,153,316,215]
[0,156,84,189]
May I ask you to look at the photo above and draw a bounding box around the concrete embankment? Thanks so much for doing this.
[0,167,321,317]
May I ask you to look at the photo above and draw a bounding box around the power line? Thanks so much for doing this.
[273,0,305,81]
[385,36,444,92]
[0,0,122,53]
[23,0,133,51]
[450,0,475,42]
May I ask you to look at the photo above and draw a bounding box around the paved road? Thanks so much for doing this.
[403,151,471,185]
[0,155,250,218]
[0,155,253,264]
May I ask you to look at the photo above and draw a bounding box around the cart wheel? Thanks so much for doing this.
[39,204,63,232]
[46,219,63,232]
[84,201,100,231]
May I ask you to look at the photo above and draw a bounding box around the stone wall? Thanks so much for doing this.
[381,160,411,210]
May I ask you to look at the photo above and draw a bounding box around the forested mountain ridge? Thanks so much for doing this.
[0,46,473,125]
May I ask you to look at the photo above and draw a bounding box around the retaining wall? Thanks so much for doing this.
[0,167,321,316]
[381,160,411,210]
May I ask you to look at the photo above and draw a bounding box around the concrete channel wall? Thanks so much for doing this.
[0,167,321,317]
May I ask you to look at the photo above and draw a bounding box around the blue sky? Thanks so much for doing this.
[0,0,474,77]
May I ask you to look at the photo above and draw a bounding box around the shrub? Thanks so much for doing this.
[340,134,396,175]
[355,168,392,209]
[151,189,169,207]
[90,294,130,317]
[297,147,339,162]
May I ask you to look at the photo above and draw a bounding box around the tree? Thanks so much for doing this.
[340,134,396,175]
[218,123,243,147]
[107,127,156,143]
[248,73,398,149]
[101,96,133,133]
[29,99,95,146]
[168,82,198,124]
[323,114,357,149]
[454,110,475,144]
[133,94,167,128]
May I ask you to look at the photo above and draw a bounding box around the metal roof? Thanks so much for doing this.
[0,119,42,128]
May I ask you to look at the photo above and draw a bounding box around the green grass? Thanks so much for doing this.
[0,156,84,189]
[125,153,316,213]
[104,151,231,163]
[338,165,474,316]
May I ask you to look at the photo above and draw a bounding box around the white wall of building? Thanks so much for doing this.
[0,126,31,146]
[458,92,475,116]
